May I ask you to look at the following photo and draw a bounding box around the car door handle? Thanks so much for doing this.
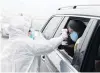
[41,55,45,61]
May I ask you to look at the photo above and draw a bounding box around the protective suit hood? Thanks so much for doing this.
[8,16,31,39]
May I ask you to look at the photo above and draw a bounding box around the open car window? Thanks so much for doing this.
[57,16,90,57]
[43,16,92,72]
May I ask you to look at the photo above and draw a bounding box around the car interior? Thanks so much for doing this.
[58,17,90,62]
[95,45,100,72]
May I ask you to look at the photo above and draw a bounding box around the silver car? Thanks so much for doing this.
[39,5,100,72]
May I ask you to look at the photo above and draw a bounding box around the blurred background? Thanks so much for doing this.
[0,0,100,17]
[0,0,100,30]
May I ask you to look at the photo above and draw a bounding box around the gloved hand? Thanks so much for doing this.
[61,29,68,40]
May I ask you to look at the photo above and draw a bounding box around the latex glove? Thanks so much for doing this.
[61,29,68,40]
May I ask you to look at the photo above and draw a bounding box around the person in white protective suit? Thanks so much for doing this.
[1,16,68,72]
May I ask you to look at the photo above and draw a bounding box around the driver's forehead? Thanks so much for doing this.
[68,27,73,32]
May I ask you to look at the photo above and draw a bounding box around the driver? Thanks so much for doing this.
[59,20,86,57]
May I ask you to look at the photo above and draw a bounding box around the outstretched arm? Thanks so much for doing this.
[32,29,68,56]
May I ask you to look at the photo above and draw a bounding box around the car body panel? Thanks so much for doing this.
[40,6,100,71]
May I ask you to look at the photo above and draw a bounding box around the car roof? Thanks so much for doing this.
[56,5,100,17]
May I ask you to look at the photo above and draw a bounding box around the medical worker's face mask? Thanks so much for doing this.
[29,32,35,39]
[28,30,35,39]
[70,31,78,42]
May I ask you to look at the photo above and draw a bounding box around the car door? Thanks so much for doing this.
[40,15,95,72]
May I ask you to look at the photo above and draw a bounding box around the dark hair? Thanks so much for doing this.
[68,20,86,37]
[29,30,31,32]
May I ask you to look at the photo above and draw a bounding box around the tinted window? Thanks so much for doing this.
[95,27,100,72]
[43,17,63,39]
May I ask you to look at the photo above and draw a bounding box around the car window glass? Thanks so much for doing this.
[43,17,63,39]
[98,46,100,57]
[54,17,69,37]
[95,43,100,72]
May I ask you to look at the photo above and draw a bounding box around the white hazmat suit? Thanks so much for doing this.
[1,16,68,72]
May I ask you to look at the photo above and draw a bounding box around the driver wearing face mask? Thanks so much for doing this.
[59,20,86,57]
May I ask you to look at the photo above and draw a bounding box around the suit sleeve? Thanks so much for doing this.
[32,35,64,56]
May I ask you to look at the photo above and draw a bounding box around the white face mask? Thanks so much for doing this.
[70,31,78,42]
